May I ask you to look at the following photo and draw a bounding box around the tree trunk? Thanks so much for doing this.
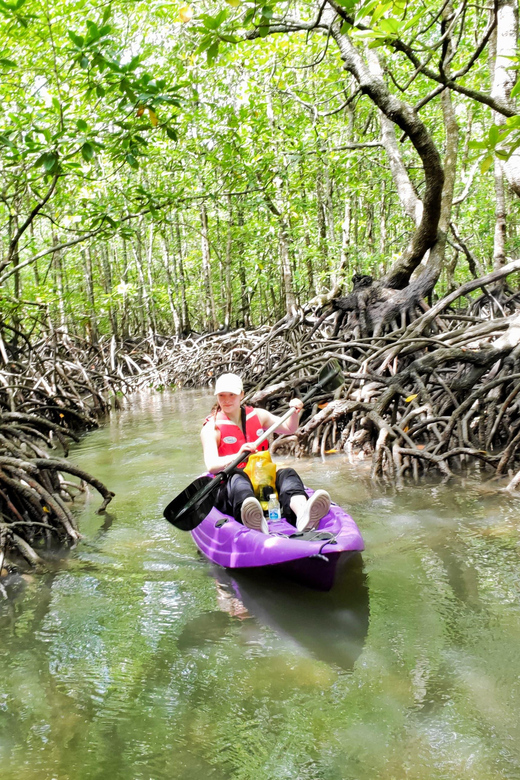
[200,203,218,331]
[223,196,233,329]
[490,10,512,267]
[120,239,130,340]
[160,231,181,336]
[173,214,191,334]
[265,82,297,313]
[365,46,423,227]
[82,248,98,344]
[235,208,251,328]
[133,232,151,337]
[100,244,119,339]
[492,0,520,196]
[51,227,68,334]
[330,18,444,290]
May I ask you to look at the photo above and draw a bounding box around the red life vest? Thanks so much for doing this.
[205,405,268,466]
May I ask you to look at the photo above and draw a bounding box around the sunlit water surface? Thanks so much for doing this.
[2,389,520,780]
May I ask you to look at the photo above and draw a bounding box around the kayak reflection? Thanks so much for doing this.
[211,552,369,672]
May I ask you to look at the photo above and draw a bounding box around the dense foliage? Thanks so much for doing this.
[1,0,519,340]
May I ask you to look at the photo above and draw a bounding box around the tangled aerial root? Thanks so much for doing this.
[150,265,520,490]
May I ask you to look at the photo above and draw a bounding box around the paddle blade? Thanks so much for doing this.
[164,474,224,531]
[320,359,344,392]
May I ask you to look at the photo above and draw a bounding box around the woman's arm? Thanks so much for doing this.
[201,421,256,474]
[255,399,304,436]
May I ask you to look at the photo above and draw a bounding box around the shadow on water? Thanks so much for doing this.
[176,553,369,672]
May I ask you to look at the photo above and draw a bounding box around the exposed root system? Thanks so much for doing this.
[4,262,520,570]
[153,264,520,491]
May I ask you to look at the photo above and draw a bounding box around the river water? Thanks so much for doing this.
[2,389,520,780]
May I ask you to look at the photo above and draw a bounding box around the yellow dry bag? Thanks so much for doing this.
[243,450,277,509]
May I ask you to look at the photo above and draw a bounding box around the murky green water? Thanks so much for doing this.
[2,389,520,780]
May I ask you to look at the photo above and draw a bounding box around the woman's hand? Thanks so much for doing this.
[238,442,257,456]
[289,398,304,414]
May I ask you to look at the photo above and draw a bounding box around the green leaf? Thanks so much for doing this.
[511,79,520,99]
[86,20,99,36]
[258,25,270,37]
[0,57,16,68]
[207,40,220,65]
[371,1,393,24]
[480,154,494,174]
[125,153,139,168]
[68,30,84,47]
[0,133,15,148]
[126,54,141,72]
[197,35,214,54]
[166,127,178,141]
[403,10,425,31]
[506,115,520,129]
[261,6,274,18]
[243,7,255,24]
[43,152,57,171]
[80,54,89,68]
[119,78,136,101]
[214,8,228,27]
[77,119,87,131]
[355,0,380,23]
[203,9,228,29]
[96,84,106,97]
[367,38,386,48]
[81,142,94,161]
[378,17,401,35]
[335,0,356,10]
[468,140,486,150]
[488,125,500,147]
[340,20,352,34]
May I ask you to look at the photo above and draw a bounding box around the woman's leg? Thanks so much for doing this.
[215,470,255,523]
[275,468,307,526]
[276,467,331,530]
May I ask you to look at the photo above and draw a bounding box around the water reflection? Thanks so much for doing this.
[204,553,369,673]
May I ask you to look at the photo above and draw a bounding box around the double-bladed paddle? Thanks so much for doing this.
[163,360,343,531]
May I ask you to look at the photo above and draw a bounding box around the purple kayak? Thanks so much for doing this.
[191,488,364,590]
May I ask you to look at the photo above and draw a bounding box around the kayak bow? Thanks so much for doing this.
[191,488,364,590]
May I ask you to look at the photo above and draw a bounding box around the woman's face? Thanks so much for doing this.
[217,391,243,415]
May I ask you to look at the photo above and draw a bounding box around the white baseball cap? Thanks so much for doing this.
[214,373,244,396]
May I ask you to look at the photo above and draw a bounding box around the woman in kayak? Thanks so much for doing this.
[201,372,330,534]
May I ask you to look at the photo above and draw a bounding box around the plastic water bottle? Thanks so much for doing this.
[267,493,281,522]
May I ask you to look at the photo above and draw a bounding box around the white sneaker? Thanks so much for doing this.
[241,497,269,534]
[296,490,331,532]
